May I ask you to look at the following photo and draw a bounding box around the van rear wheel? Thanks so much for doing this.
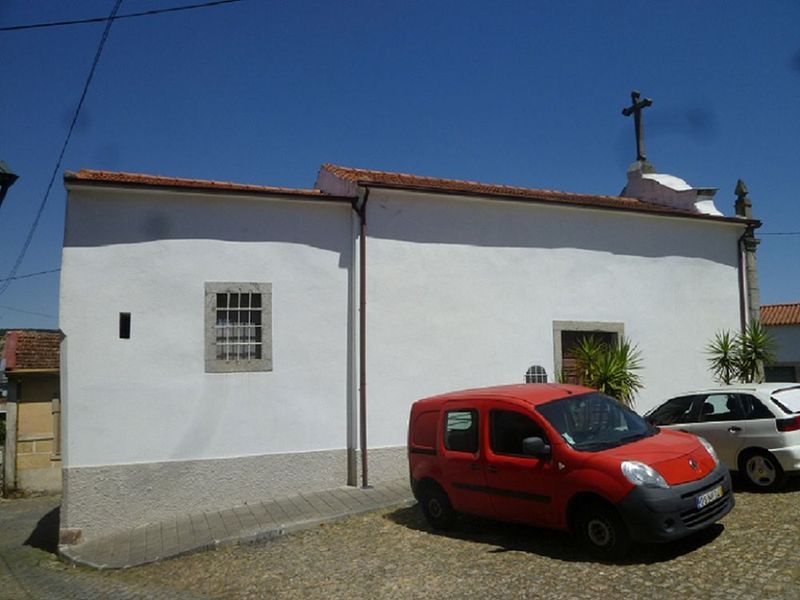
[577,502,631,560]
[420,484,456,531]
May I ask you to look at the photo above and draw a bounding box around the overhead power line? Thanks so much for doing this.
[0,0,245,32]
[0,0,123,298]
[760,231,800,236]
[0,268,61,283]
[0,305,58,319]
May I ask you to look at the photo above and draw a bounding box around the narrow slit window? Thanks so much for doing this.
[119,312,131,339]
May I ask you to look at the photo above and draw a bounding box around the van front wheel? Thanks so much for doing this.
[577,503,631,559]
[420,484,456,531]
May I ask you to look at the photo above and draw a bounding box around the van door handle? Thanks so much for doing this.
[486,465,500,473]
[728,426,742,433]
[469,463,481,471]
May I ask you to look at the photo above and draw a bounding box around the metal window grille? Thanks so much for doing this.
[525,365,548,384]
[214,292,263,360]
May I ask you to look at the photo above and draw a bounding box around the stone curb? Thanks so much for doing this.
[59,496,416,570]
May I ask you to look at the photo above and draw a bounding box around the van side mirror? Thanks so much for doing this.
[522,436,551,458]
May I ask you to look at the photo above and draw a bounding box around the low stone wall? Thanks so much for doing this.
[62,446,407,543]
[16,435,61,493]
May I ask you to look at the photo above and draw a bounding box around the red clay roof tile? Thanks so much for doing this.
[65,169,326,197]
[318,164,746,222]
[3,330,60,371]
[761,303,800,326]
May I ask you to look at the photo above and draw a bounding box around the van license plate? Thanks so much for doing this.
[696,485,723,509]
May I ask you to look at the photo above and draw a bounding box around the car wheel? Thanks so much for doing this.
[741,450,784,491]
[577,503,632,560]
[419,483,456,531]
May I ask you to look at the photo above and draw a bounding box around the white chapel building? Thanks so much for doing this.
[58,161,760,542]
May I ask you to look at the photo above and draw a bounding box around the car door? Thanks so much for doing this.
[687,393,748,469]
[735,393,780,454]
[483,405,559,527]
[439,401,493,518]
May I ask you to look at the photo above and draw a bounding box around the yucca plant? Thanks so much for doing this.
[707,321,776,384]
[569,335,644,408]
[706,330,739,385]
[737,320,776,383]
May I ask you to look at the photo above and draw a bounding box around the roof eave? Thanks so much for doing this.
[64,174,354,204]
[354,180,760,227]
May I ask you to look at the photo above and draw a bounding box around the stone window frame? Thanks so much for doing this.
[204,282,273,373]
[552,320,625,380]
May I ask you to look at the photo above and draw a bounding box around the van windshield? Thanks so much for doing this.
[536,392,655,452]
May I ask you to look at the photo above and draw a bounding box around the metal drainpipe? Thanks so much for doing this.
[357,187,370,488]
[737,231,748,333]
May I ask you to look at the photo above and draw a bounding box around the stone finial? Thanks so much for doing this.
[735,179,749,200]
[735,179,753,219]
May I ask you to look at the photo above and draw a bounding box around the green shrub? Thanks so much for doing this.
[707,321,776,384]
[569,335,644,408]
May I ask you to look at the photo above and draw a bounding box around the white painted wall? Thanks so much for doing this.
[363,189,746,447]
[769,325,800,363]
[61,187,353,468]
[61,184,748,470]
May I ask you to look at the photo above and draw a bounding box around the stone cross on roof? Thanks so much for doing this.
[622,90,653,162]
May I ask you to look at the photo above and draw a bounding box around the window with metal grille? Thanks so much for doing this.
[525,365,547,383]
[205,282,272,372]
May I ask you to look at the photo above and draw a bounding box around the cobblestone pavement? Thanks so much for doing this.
[3,480,800,599]
[0,496,204,599]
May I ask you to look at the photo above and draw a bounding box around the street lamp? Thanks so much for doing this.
[0,161,19,208]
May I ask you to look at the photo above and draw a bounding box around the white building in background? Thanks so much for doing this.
[762,303,800,382]
[58,161,759,543]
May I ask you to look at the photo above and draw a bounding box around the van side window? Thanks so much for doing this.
[444,410,479,453]
[490,410,546,457]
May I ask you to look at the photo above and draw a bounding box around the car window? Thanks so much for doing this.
[647,396,699,425]
[772,387,800,414]
[444,410,479,453]
[699,394,745,422]
[490,410,546,457]
[738,394,774,420]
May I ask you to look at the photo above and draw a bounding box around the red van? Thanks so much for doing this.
[408,383,734,557]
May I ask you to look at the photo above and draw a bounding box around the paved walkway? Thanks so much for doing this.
[60,479,415,570]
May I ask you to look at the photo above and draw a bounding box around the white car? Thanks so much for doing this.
[644,383,800,490]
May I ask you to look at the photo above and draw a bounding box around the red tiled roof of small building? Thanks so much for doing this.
[65,169,326,197]
[3,330,61,371]
[761,303,800,326]
[318,164,747,222]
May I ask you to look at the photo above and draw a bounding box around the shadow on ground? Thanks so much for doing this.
[385,505,723,565]
[732,472,800,494]
[24,506,60,555]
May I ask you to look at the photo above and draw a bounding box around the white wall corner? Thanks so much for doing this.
[315,167,358,197]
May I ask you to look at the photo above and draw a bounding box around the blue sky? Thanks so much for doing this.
[1,0,799,329]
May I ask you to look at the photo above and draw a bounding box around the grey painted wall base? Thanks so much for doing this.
[62,446,407,541]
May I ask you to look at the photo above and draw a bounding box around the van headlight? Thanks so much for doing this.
[698,437,719,466]
[621,461,669,489]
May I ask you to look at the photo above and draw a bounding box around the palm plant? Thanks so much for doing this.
[706,330,739,385]
[569,335,644,407]
[706,321,776,384]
